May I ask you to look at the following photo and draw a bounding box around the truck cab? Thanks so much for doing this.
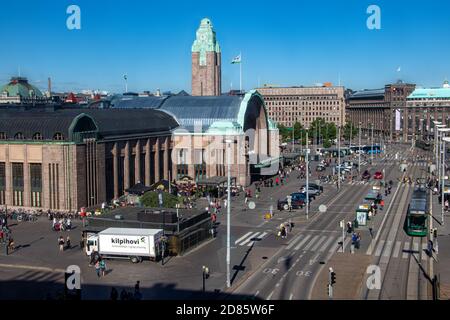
[85,234,99,256]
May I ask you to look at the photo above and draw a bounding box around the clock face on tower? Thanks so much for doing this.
[200,33,206,41]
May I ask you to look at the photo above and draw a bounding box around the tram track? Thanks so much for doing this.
[363,148,422,300]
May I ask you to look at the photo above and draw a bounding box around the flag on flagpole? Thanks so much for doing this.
[396,66,401,72]
[231,54,241,64]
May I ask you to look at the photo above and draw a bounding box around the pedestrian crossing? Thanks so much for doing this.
[234,231,270,246]
[371,239,430,261]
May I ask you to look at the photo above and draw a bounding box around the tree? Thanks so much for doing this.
[293,122,303,140]
[140,191,181,208]
[277,123,291,142]
[343,122,358,141]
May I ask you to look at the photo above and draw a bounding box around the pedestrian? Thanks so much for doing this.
[95,260,101,277]
[58,236,65,252]
[66,235,71,249]
[110,287,118,300]
[287,195,292,212]
[100,258,106,276]
[356,233,361,249]
[135,281,140,293]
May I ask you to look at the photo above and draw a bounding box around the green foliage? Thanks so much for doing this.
[140,191,181,208]
[277,123,291,142]
[343,122,358,140]
[323,139,332,148]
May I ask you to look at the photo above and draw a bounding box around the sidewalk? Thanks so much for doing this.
[311,253,372,300]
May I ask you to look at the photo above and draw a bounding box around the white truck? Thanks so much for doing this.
[85,228,164,263]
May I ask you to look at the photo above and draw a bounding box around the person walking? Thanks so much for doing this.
[58,236,65,252]
[66,235,71,250]
[95,260,101,278]
[287,195,292,212]
[100,258,107,277]
[356,232,361,249]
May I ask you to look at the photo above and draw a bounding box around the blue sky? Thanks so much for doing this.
[0,0,449,93]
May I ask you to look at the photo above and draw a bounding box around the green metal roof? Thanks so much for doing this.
[407,88,450,99]
[0,77,43,98]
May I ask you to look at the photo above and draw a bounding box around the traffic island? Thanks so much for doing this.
[311,252,372,300]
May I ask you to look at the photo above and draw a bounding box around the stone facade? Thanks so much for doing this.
[257,86,346,128]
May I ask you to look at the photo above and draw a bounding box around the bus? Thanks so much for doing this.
[363,145,382,154]
[404,189,429,237]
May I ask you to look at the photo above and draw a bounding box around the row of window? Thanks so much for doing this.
[264,95,339,101]
[266,101,341,106]
[0,132,65,141]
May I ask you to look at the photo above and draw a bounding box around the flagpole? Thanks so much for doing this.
[239,52,242,93]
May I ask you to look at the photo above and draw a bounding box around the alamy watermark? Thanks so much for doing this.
[367,5,381,30]
[366,265,381,290]
[66,5,81,30]
[65,265,81,290]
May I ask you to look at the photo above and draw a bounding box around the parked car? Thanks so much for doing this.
[299,187,319,199]
[374,171,383,180]
[277,193,306,210]
[301,183,323,193]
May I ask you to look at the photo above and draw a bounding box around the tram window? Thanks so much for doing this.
[409,215,426,227]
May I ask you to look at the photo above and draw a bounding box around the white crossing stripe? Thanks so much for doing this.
[343,237,351,251]
[303,235,320,251]
[286,235,304,250]
[294,234,312,251]
[239,232,260,246]
[413,241,419,254]
[402,242,410,259]
[421,243,428,261]
[319,236,336,252]
[235,232,253,245]
[247,232,268,246]
[382,240,393,257]
[375,240,385,256]
[310,235,328,251]
[392,241,402,258]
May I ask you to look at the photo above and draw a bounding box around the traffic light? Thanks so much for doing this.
[331,272,336,285]
[433,228,438,239]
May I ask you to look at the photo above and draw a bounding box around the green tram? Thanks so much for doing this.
[404,189,429,237]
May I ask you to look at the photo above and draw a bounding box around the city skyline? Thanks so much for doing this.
[1,0,450,93]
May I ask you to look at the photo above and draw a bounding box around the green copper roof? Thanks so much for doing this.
[0,77,43,98]
[408,88,450,99]
[191,18,220,66]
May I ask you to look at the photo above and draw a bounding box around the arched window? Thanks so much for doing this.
[53,132,64,141]
[32,132,43,140]
[0,132,6,140]
[14,132,24,140]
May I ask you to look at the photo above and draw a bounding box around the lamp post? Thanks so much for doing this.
[371,124,374,164]
[306,129,309,220]
[436,124,446,179]
[225,139,232,288]
[202,265,210,293]
[337,125,341,191]
[359,122,361,174]
[433,121,442,171]
[441,136,450,226]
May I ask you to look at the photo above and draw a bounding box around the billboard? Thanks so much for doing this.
[99,234,152,256]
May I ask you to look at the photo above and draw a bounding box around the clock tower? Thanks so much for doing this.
[191,18,221,96]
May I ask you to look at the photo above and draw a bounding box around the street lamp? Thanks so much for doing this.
[225,139,233,288]
[436,125,446,178]
[441,136,450,226]
[305,129,310,220]
[337,125,341,191]
[358,122,361,174]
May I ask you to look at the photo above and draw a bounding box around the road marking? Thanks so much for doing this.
[234,232,253,245]
[285,235,304,250]
[421,243,428,261]
[392,241,401,258]
[254,291,259,297]
[267,291,274,300]
[343,237,351,251]
[247,232,268,246]
[319,236,336,252]
[375,240,385,257]
[289,293,294,300]
[412,240,419,254]
[382,240,393,257]
[239,232,260,246]
[0,263,65,273]
[310,235,327,252]
[303,235,320,251]
[294,234,312,251]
